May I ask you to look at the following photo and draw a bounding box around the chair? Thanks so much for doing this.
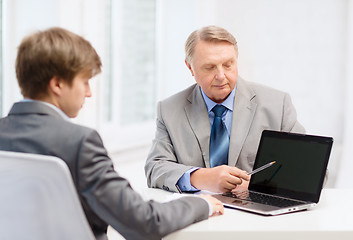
[0,150,95,240]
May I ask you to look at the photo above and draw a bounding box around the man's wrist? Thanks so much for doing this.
[190,167,210,190]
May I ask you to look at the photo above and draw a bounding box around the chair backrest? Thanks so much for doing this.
[0,150,95,240]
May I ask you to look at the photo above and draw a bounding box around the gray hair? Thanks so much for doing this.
[185,25,238,64]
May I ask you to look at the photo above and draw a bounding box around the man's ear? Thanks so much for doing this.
[185,60,194,76]
[48,76,64,96]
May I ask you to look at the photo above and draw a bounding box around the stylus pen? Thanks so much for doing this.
[248,161,276,175]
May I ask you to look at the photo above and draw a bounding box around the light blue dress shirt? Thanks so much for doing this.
[176,86,236,192]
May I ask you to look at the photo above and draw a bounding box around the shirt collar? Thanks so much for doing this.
[21,99,70,121]
[201,85,236,112]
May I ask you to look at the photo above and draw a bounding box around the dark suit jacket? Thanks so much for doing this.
[145,78,305,192]
[0,101,208,240]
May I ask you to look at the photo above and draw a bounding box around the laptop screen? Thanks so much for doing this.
[249,130,333,203]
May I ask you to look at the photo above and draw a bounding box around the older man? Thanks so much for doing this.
[145,25,304,194]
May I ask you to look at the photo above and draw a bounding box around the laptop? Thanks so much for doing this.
[214,130,333,215]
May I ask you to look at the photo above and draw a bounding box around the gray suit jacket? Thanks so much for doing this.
[145,78,305,192]
[0,102,208,240]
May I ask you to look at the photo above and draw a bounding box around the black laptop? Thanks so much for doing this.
[214,130,333,215]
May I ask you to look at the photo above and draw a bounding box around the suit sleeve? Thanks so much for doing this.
[76,130,208,240]
[145,102,196,192]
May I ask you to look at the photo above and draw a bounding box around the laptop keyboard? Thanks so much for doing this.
[222,191,306,208]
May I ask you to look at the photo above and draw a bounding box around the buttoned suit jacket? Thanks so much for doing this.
[145,77,305,192]
[0,102,208,240]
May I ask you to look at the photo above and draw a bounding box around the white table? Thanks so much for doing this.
[141,188,353,240]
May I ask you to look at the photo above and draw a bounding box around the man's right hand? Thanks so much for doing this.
[190,165,250,193]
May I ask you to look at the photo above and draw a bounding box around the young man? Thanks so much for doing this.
[145,25,305,194]
[0,27,223,240]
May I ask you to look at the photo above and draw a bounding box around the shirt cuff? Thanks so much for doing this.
[176,167,200,192]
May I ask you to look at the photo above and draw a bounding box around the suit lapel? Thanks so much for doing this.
[184,79,257,168]
[228,78,257,167]
[185,85,212,167]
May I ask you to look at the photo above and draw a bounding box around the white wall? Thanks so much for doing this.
[336,0,353,188]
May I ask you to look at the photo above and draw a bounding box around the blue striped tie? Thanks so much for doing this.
[209,105,229,167]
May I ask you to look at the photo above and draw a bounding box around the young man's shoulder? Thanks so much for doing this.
[55,117,99,139]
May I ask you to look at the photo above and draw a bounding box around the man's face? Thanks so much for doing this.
[58,72,92,118]
[186,40,238,103]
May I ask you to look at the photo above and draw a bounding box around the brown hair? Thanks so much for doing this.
[16,27,102,99]
[185,25,238,64]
